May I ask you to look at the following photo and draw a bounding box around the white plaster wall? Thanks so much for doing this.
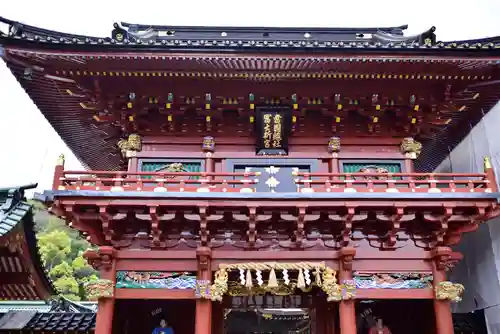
[436,101,500,332]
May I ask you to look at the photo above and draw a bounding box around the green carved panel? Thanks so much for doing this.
[342,162,402,173]
[140,161,202,179]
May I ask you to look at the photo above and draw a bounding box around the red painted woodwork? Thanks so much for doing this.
[295,171,493,193]
[54,169,494,194]
[7,20,498,334]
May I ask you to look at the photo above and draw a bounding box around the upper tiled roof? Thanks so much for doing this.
[0,16,499,53]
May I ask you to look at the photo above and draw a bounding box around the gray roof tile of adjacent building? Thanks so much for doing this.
[0,184,56,300]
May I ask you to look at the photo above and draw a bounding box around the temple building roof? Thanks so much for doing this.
[0,185,55,300]
[1,17,500,171]
[0,297,96,332]
[1,17,499,52]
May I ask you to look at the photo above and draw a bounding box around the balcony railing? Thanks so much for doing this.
[52,170,497,194]
[55,171,261,192]
[293,172,495,193]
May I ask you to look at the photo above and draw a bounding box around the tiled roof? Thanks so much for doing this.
[0,298,97,332]
[0,185,56,300]
[0,16,499,53]
[25,312,95,332]
[0,300,97,313]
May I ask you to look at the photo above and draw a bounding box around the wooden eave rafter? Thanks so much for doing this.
[2,36,500,171]
[6,50,498,170]
[50,190,499,251]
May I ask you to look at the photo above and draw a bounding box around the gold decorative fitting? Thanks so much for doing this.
[434,281,465,302]
[56,154,65,166]
[202,136,215,152]
[84,279,114,301]
[117,134,142,159]
[484,156,492,170]
[207,262,343,302]
[328,137,341,153]
[400,137,422,159]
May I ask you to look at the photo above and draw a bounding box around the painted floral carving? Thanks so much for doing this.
[84,279,114,301]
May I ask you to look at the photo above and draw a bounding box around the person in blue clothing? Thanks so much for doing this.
[152,319,174,334]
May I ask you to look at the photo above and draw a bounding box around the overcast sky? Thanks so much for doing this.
[1,0,500,194]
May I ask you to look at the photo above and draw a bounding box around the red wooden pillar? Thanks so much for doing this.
[327,137,340,174]
[52,154,65,190]
[202,137,215,180]
[128,156,138,172]
[403,158,414,173]
[196,247,212,334]
[431,247,455,334]
[484,156,498,192]
[85,246,117,334]
[339,248,356,334]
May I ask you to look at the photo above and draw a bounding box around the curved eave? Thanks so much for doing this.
[3,62,118,171]
[22,208,58,300]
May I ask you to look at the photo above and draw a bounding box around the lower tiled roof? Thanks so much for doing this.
[0,184,55,300]
[25,312,95,331]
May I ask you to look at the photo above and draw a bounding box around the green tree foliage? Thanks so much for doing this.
[30,200,99,301]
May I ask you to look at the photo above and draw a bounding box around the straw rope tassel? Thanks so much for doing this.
[297,269,306,289]
[245,269,253,288]
[268,268,279,288]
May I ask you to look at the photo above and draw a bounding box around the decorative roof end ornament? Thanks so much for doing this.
[56,154,65,166]
[484,156,492,170]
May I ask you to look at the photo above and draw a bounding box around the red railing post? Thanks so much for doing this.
[484,156,498,192]
[52,154,65,190]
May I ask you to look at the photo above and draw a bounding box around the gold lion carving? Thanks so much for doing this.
[400,137,422,159]
[117,134,142,159]
[435,281,465,302]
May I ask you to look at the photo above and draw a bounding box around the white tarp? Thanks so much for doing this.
[435,101,500,333]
